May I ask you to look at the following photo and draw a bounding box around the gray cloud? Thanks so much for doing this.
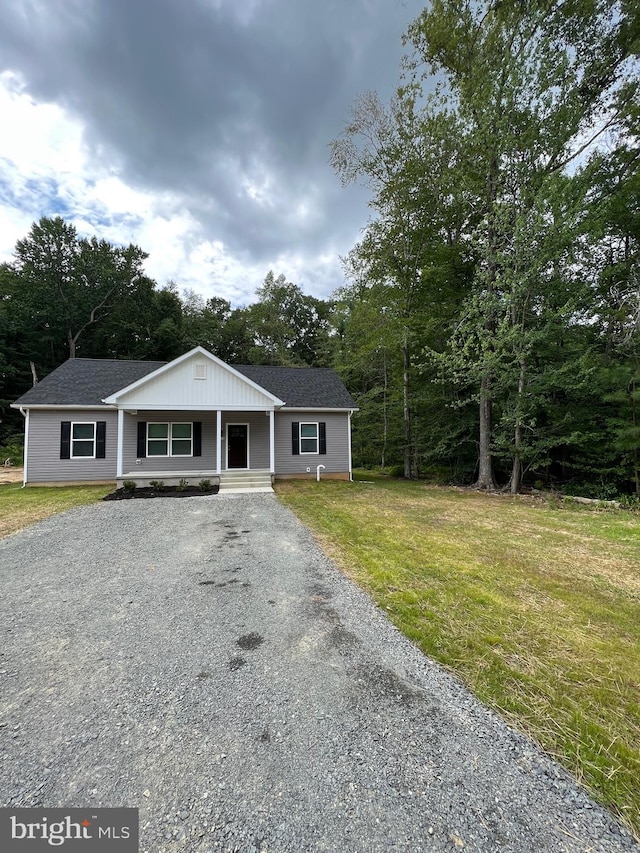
[0,0,424,298]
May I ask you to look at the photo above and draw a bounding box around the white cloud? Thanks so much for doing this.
[0,70,308,306]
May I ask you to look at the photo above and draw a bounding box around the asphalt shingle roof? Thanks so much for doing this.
[234,365,356,408]
[14,359,167,407]
[13,357,356,410]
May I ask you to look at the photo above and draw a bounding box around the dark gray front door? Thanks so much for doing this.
[227,425,248,468]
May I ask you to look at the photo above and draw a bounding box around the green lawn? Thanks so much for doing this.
[0,483,111,539]
[276,475,640,837]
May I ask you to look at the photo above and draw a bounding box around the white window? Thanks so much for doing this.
[300,422,319,454]
[71,422,95,458]
[147,423,193,457]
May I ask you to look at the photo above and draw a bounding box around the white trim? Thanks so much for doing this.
[269,410,275,475]
[348,410,353,481]
[226,422,250,470]
[102,346,285,406]
[117,408,124,478]
[146,422,193,458]
[70,421,96,460]
[299,421,320,455]
[280,407,359,413]
[10,404,113,411]
[22,408,29,486]
[216,410,222,476]
[111,404,279,412]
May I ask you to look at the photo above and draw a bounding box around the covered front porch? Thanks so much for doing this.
[102,347,285,489]
[115,408,277,488]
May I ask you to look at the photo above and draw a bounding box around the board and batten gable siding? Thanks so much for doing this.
[114,354,277,409]
[274,411,351,475]
[26,409,118,483]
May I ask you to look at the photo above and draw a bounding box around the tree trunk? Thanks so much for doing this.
[402,336,413,479]
[381,353,388,469]
[67,329,76,359]
[509,359,526,495]
[475,373,496,489]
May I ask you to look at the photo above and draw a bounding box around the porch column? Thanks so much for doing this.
[269,409,275,474]
[116,408,124,478]
[216,409,222,475]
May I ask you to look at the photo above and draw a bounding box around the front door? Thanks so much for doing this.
[227,424,248,469]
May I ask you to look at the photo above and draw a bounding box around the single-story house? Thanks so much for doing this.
[11,346,357,490]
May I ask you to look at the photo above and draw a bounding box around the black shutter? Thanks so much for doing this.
[193,421,202,457]
[292,422,299,455]
[96,421,106,459]
[137,422,147,458]
[319,422,327,455]
[60,421,71,459]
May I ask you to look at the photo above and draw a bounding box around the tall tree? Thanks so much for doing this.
[331,91,472,477]
[404,0,639,488]
[246,271,335,366]
[11,216,151,359]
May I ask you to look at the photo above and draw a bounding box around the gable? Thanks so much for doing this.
[104,349,283,410]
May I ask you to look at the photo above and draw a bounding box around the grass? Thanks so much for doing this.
[276,474,640,837]
[0,483,111,539]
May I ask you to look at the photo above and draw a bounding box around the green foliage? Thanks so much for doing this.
[176,478,189,492]
[331,0,640,495]
[122,480,137,493]
[0,439,24,466]
[198,479,213,492]
[149,480,165,491]
[246,271,337,366]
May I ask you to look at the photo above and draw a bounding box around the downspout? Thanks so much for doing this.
[19,407,28,487]
[316,464,325,482]
[348,410,354,482]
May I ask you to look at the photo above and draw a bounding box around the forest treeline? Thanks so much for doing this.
[0,215,336,433]
[2,0,639,498]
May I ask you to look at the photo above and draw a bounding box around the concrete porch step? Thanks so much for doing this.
[219,470,273,494]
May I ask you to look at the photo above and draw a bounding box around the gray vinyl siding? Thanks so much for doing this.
[274,411,351,475]
[122,411,219,473]
[26,409,118,483]
[221,412,270,470]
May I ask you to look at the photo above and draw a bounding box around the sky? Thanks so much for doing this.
[0,0,424,307]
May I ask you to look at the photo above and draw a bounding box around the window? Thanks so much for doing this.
[291,421,326,456]
[60,421,106,460]
[147,423,192,457]
[300,422,319,454]
[72,422,95,458]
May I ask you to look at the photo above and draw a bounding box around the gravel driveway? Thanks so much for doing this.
[0,494,637,853]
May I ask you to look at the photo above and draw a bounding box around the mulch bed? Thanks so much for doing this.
[103,485,219,501]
